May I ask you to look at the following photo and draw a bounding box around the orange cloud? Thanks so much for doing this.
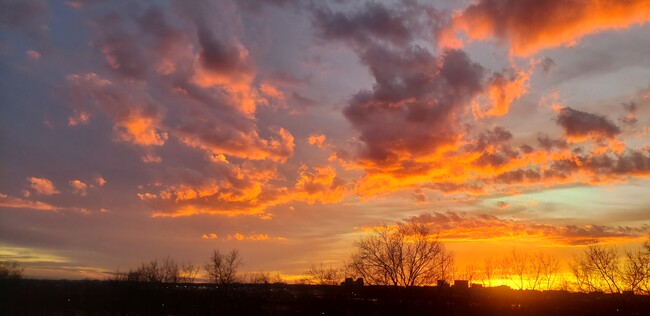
[200,232,284,241]
[67,111,90,126]
[115,114,168,146]
[69,180,88,196]
[294,165,347,204]
[308,134,327,148]
[259,83,285,101]
[147,163,347,218]
[449,0,650,56]
[192,65,257,117]
[95,176,106,186]
[175,127,295,162]
[141,150,163,163]
[0,193,60,212]
[348,121,650,199]
[66,73,168,147]
[201,233,218,239]
[28,177,59,195]
[409,212,648,246]
[472,66,531,118]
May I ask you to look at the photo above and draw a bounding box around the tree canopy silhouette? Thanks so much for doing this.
[571,242,650,294]
[205,249,242,285]
[0,261,24,280]
[349,221,453,287]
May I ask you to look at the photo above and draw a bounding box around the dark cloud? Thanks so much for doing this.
[238,0,303,13]
[196,25,252,76]
[343,48,484,165]
[620,102,639,126]
[495,201,510,209]
[493,149,650,186]
[520,144,534,154]
[313,2,413,48]
[475,147,518,168]
[423,182,484,194]
[556,107,621,139]
[288,92,317,112]
[494,169,542,184]
[0,0,47,29]
[413,189,426,203]
[464,126,518,168]
[537,134,567,151]
[473,126,512,151]
[0,0,50,51]
[93,6,185,80]
[265,70,309,87]
[541,57,556,73]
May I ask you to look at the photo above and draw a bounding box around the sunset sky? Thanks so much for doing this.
[1,0,650,281]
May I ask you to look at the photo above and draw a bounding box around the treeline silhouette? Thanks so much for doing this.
[3,278,650,315]
[303,222,650,294]
[2,221,650,315]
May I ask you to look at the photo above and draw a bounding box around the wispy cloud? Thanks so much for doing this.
[0,193,60,211]
[409,212,648,246]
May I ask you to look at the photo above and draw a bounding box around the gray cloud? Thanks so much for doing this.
[556,107,621,139]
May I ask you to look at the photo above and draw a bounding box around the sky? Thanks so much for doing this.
[1,0,649,281]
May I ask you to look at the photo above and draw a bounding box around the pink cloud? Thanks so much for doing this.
[69,179,88,196]
[0,193,60,212]
[26,50,41,59]
[28,177,59,195]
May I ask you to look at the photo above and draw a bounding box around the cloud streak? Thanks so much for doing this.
[0,193,60,212]
[408,212,648,246]
[448,0,650,56]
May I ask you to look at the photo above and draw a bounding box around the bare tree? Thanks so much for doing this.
[159,257,180,283]
[640,241,650,294]
[249,271,270,284]
[114,257,197,284]
[622,249,646,293]
[482,258,495,287]
[439,250,455,283]
[349,221,453,287]
[180,261,200,283]
[205,249,242,285]
[0,261,24,280]
[501,249,528,290]
[621,241,650,294]
[306,262,342,285]
[459,264,479,285]
[539,253,560,290]
[569,242,650,294]
[249,270,284,284]
[129,259,160,282]
[570,245,622,293]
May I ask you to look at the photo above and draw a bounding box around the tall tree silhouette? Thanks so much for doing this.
[349,221,453,287]
[571,245,622,293]
[205,249,242,285]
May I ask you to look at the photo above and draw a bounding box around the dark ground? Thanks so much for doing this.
[1,279,649,315]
